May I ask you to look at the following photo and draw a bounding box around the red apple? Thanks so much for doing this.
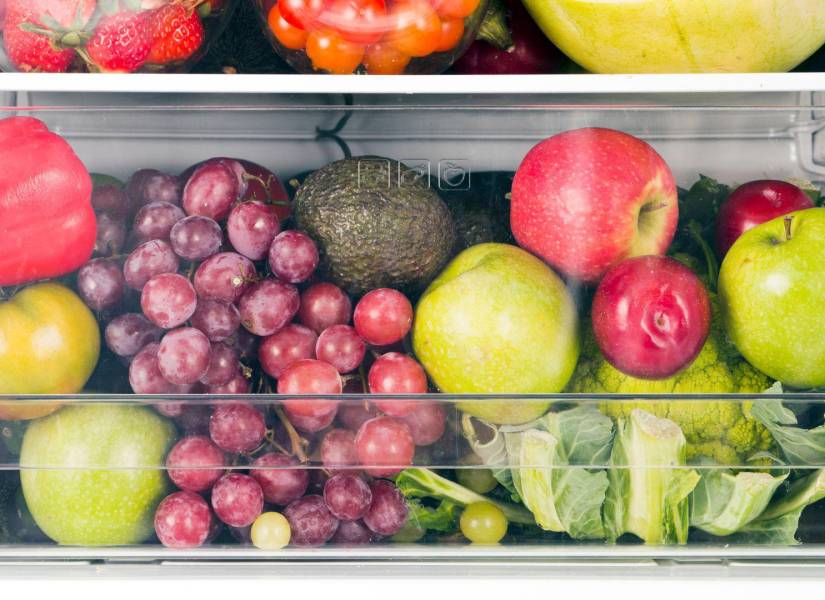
[511,128,678,283]
[591,255,711,380]
[715,180,814,257]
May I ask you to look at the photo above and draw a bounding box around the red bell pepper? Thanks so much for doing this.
[0,117,95,286]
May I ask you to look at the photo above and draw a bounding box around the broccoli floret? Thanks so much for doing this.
[567,297,774,465]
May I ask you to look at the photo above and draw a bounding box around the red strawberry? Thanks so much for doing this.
[85,10,152,72]
[146,4,204,65]
[2,0,95,72]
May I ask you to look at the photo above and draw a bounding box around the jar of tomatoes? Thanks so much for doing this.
[0,0,235,73]
[254,0,488,74]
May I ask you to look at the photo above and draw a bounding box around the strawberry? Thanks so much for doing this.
[2,0,95,72]
[85,10,151,72]
[146,3,204,65]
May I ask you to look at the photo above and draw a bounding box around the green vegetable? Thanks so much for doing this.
[689,457,786,536]
[751,398,825,465]
[604,409,700,544]
[405,498,460,533]
[506,429,608,539]
[461,415,520,500]
[569,298,774,464]
[396,468,535,525]
[730,470,825,544]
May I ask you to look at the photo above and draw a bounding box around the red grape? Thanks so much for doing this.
[207,372,251,395]
[227,201,281,261]
[92,184,130,219]
[105,313,163,357]
[226,327,259,360]
[200,344,239,387]
[353,288,413,346]
[211,473,264,528]
[278,359,342,418]
[194,252,255,304]
[170,216,223,262]
[331,519,374,545]
[141,273,198,329]
[219,158,249,198]
[183,160,241,221]
[298,282,352,334]
[166,435,226,493]
[158,327,212,385]
[289,405,338,433]
[238,278,300,337]
[191,299,241,342]
[368,352,428,417]
[128,170,182,213]
[155,491,213,549]
[355,416,414,477]
[268,230,320,284]
[324,473,372,521]
[320,428,358,472]
[175,404,213,435]
[133,201,185,242]
[258,324,317,379]
[284,495,339,547]
[124,239,180,290]
[363,479,408,536]
[402,401,446,446]
[76,258,125,311]
[251,452,309,506]
[129,343,193,394]
[94,212,127,256]
[315,325,366,374]
[209,403,266,453]
[337,402,379,431]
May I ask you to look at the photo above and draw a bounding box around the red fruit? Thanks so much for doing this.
[511,127,678,283]
[211,473,264,528]
[147,3,205,65]
[401,401,446,446]
[355,416,414,477]
[86,11,152,73]
[155,491,213,549]
[715,180,815,257]
[251,452,309,506]
[280,0,328,29]
[368,352,427,417]
[353,288,413,346]
[166,435,226,493]
[279,359,342,418]
[259,324,317,379]
[592,255,711,380]
[0,117,94,286]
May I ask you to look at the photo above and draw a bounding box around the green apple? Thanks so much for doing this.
[522,0,825,74]
[719,208,825,388]
[413,243,579,424]
[20,404,176,546]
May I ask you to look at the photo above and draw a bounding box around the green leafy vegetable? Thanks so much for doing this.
[406,498,460,532]
[396,468,535,525]
[536,405,614,466]
[689,457,786,536]
[461,415,520,501]
[751,399,825,465]
[604,409,700,544]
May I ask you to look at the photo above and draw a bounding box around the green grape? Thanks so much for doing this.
[456,467,497,494]
[391,518,426,543]
[460,502,508,544]
[251,512,291,550]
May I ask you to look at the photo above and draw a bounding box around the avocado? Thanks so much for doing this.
[294,157,456,296]
[439,170,515,253]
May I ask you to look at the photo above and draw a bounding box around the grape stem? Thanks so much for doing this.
[264,429,291,457]
[274,406,308,463]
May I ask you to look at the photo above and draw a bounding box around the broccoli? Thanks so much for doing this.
[567,297,774,465]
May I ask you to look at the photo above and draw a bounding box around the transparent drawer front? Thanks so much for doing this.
[0,100,823,562]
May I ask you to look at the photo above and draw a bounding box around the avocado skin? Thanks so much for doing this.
[439,171,515,254]
[294,157,456,296]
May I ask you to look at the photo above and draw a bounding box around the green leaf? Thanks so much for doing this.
[751,399,825,465]
[536,405,614,466]
[395,468,535,525]
[690,457,787,536]
[90,173,124,189]
[406,498,460,533]
[461,415,520,501]
[731,510,803,545]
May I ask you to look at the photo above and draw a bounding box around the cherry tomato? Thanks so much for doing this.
[387,0,441,58]
[279,0,328,29]
[434,17,464,51]
[269,5,310,50]
[318,0,388,45]
[306,29,366,73]
[431,0,479,19]
[363,42,411,74]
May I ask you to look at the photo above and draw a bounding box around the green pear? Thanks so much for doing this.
[719,208,825,388]
[20,404,176,546]
[413,243,579,424]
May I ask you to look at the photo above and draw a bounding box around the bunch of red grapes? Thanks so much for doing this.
[74,157,448,548]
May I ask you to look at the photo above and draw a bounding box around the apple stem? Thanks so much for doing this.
[784,216,793,241]
[640,201,668,213]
